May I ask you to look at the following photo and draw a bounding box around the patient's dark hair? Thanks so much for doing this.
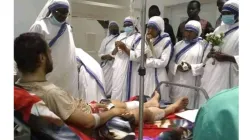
[14,33,48,73]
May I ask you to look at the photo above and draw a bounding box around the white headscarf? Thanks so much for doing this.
[35,0,70,21]
[222,0,239,16]
[147,16,166,36]
[185,20,202,37]
[124,16,140,33]
[124,16,136,25]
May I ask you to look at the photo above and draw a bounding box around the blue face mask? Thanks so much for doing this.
[124,26,134,34]
[222,15,235,25]
[50,16,65,26]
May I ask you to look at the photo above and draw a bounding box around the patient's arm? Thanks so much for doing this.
[66,108,127,129]
[44,88,127,133]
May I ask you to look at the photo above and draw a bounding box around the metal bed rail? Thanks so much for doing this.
[14,117,31,140]
[155,81,209,109]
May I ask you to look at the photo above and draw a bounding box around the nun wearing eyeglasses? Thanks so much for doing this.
[169,20,210,109]
[29,0,79,97]
[199,0,239,107]
[144,16,174,101]
[98,21,120,98]
[111,17,141,101]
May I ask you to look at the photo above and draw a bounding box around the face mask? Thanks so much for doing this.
[124,26,134,34]
[222,15,235,25]
[50,16,65,26]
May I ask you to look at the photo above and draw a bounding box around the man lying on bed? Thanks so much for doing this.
[14,32,189,136]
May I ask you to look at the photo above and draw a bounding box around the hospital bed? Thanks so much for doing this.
[14,111,31,140]
[14,81,209,140]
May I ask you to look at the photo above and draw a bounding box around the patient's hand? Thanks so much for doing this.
[90,103,108,112]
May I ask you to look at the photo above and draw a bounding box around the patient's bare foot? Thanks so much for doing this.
[167,97,189,113]
[144,91,160,108]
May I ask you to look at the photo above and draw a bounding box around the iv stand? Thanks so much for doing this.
[138,0,147,139]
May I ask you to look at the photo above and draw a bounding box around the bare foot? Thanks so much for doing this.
[144,91,160,108]
[168,97,189,113]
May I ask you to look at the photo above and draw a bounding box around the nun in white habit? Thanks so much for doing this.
[111,16,141,101]
[199,0,239,107]
[128,27,153,99]
[98,21,119,98]
[29,0,79,97]
[118,18,151,99]
[76,48,106,103]
[169,20,210,109]
[144,16,174,101]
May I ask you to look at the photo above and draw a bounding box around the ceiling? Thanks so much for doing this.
[71,0,130,19]
[71,0,217,19]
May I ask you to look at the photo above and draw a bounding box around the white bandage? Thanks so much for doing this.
[92,113,100,128]
[107,103,115,110]
[125,101,139,110]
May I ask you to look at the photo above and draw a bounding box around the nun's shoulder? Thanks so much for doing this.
[175,40,184,46]
[213,22,231,34]
[31,18,50,30]
[198,40,211,49]
[116,32,127,39]
[35,18,49,25]
[29,19,48,32]
[172,40,184,50]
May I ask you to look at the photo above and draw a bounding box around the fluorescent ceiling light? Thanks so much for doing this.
[73,0,127,9]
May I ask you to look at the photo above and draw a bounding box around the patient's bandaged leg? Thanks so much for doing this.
[148,107,166,121]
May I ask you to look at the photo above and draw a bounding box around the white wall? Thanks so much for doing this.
[163,0,217,7]
[71,2,130,62]
[164,2,220,37]
[14,0,47,37]
[71,18,105,62]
